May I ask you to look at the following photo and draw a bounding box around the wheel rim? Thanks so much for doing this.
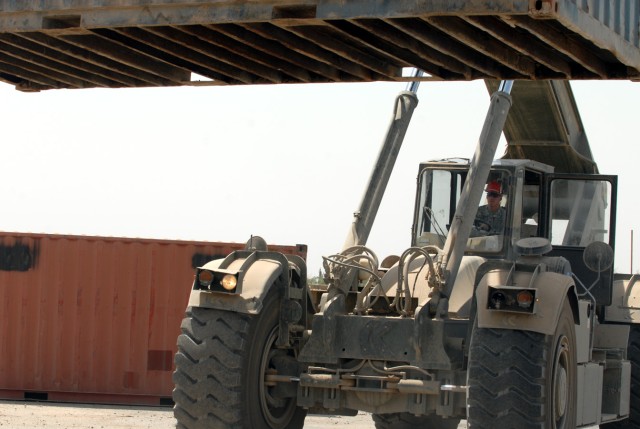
[259,325,297,428]
[553,334,571,429]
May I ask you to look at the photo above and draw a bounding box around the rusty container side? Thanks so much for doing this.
[0,232,306,405]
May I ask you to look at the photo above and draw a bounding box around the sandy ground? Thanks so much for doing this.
[0,401,602,428]
[0,401,468,428]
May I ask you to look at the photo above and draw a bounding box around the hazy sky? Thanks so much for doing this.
[1,79,638,276]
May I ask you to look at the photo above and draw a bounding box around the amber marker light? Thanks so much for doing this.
[516,290,534,309]
[198,270,214,288]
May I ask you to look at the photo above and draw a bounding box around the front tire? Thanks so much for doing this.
[173,290,306,429]
[467,299,577,429]
[372,412,460,429]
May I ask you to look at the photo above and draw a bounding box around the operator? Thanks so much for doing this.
[473,181,506,236]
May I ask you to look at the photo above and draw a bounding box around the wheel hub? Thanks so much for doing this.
[259,326,297,428]
[553,336,571,427]
[554,365,567,420]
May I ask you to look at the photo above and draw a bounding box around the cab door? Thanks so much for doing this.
[541,174,617,305]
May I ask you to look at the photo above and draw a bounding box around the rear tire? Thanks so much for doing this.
[467,299,577,429]
[601,324,640,428]
[372,413,460,429]
[173,290,306,429]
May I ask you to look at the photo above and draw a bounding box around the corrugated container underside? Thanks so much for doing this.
[0,232,306,405]
[0,0,639,91]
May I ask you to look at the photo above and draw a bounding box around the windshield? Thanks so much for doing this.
[414,167,509,253]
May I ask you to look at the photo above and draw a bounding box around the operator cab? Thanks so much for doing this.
[411,157,618,308]
[412,158,552,260]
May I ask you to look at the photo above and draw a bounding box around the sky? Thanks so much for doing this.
[0,78,638,276]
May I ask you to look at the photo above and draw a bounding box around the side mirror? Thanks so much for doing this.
[583,241,614,272]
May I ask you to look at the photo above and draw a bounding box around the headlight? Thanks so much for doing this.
[221,274,237,291]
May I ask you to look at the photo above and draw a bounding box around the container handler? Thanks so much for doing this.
[173,78,640,429]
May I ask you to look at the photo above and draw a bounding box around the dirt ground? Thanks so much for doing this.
[0,401,469,428]
[0,401,606,428]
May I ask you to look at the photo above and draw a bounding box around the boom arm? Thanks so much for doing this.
[439,82,513,301]
[342,78,421,249]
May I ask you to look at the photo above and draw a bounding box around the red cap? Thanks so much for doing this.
[485,181,502,194]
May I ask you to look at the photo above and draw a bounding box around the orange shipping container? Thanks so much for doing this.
[0,232,306,406]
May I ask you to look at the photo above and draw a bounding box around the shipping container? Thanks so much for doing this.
[0,231,306,406]
[0,0,639,91]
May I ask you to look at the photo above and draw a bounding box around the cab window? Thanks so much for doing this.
[549,179,611,246]
[414,168,510,254]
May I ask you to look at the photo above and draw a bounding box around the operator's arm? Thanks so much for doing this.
[471,206,491,236]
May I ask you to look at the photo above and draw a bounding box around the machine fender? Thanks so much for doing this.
[605,274,640,323]
[187,252,290,315]
[476,269,578,336]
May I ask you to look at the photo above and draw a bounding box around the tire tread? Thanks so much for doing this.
[173,306,251,429]
[467,327,548,429]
